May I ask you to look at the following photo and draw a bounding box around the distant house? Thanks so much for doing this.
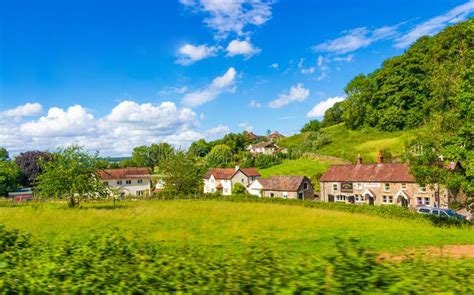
[97,167,151,198]
[247,141,287,155]
[245,131,265,142]
[8,188,33,202]
[204,166,261,195]
[248,175,314,200]
[319,152,451,208]
[268,131,285,141]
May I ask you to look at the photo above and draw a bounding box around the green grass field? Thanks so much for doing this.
[1,200,472,256]
[278,124,418,162]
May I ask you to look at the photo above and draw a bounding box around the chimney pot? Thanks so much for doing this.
[357,154,362,165]
[377,150,384,164]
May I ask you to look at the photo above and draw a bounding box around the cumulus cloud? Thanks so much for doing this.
[1,102,42,118]
[248,99,262,108]
[180,0,274,39]
[395,1,474,48]
[226,39,261,58]
[307,96,345,118]
[20,105,96,137]
[176,44,219,65]
[268,83,310,109]
[182,67,237,107]
[313,25,398,55]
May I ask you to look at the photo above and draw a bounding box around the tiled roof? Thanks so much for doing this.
[97,168,150,180]
[259,175,309,191]
[251,141,276,149]
[319,163,415,182]
[268,131,285,139]
[204,167,260,179]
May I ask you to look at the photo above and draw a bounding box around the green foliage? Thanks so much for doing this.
[34,146,109,207]
[206,144,233,167]
[254,153,282,169]
[188,139,211,157]
[0,148,8,161]
[158,150,203,195]
[0,223,472,293]
[321,101,344,127]
[232,182,247,195]
[0,160,21,197]
[131,143,173,170]
[301,120,321,132]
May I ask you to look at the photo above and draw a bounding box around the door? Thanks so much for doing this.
[348,196,355,204]
[328,195,334,202]
[401,198,408,208]
[368,196,375,206]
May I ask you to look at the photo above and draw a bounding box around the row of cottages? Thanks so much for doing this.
[97,167,151,197]
[204,166,261,195]
[319,152,450,209]
[204,165,315,199]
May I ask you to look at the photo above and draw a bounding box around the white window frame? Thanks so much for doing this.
[384,183,390,192]
[401,183,407,190]
[117,180,123,185]
[423,197,430,205]
[283,192,288,199]
[332,183,338,192]
[126,180,132,185]
[382,195,393,204]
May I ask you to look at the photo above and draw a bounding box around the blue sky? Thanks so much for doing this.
[1,0,473,156]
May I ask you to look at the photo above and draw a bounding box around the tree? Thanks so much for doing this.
[232,183,247,195]
[35,146,108,207]
[189,139,211,157]
[206,144,233,168]
[131,143,174,170]
[0,161,21,197]
[0,148,8,161]
[15,151,52,186]
[301,120,321,132]
[321,101,344,127]
[158,151,202,195]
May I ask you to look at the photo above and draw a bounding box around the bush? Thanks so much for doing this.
[0,225,472,293]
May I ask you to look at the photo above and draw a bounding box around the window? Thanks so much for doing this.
[283,192,288,199]
[136,190,144,196]
[103,181,109,186]
[332,183,338,192]
[336,195,346,202]
[401,183,407,190]
[417,197,423,206]
[355,195,365,203]
[117,180,123,185]
[382,195,393,204]
[419,186,426,193]
[241,178,245,183]
[303,182,308,190]
[355,183,363,190]
[384,183,390,192]
[224,188,229,194]
[126,180,132,185]
[424,197,430,205]
[138,179,143,184]
[270,193,275,198]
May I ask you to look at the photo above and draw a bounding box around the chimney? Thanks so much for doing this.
[377,150,384,164]
[235,165,240,171]
[357,153,363,165]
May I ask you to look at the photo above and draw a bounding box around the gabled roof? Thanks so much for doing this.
[258,175,310,191]
[97,167,150,180]
[205,167,260,180]
[268,131,285,139]
[319,163,415,183]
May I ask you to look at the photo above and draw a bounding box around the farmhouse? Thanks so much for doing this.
[97,167,151,198]
[319,152,450,208]
[247,141,287,155]
[204,166,260,195]
[248,175,314,200]
[268,131,285,141]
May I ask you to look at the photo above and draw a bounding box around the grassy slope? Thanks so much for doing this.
[278,124,418,163]
[0,200,472,257]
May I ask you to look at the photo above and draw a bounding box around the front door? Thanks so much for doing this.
[328,195,334,202]
[368,196,375,206]
[348,196,355,204]
[401,198,408,208]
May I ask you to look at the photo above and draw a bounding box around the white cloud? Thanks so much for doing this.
[333,54,353,62]
[313,25,398,55]
[395,1,474,48]
[20,105,96,137]
[301,67,315,75]
[238,122,253,132]
[1,102,42,118]
[226,39,261,58]
[180,0,274,39]
[268,83,310,109]
[248,99,262,108]
[269,63,279,69]
[176,44,219,65]
[307,96,345,118]
[182,67,237,107]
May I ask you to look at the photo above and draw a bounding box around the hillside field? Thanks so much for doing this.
[278,124,418,163]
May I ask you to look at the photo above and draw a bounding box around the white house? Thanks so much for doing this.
[97,167,151,198]
[204,166,260,195]
[247,141,287,155]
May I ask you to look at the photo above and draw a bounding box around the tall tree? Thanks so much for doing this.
[158,151,202,195]
[0,148,9,161]
[0,161,21,197]
[15,151,52,186]
[35,146,108,207]
[301,120,321,132]
[206,144,233,168]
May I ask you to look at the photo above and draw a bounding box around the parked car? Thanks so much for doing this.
[417,207,467,220]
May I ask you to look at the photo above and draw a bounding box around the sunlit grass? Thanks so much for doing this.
[1,200,472,257]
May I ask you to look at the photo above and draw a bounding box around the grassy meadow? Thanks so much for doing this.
[278,123,418,162]
[1,200,472,256]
